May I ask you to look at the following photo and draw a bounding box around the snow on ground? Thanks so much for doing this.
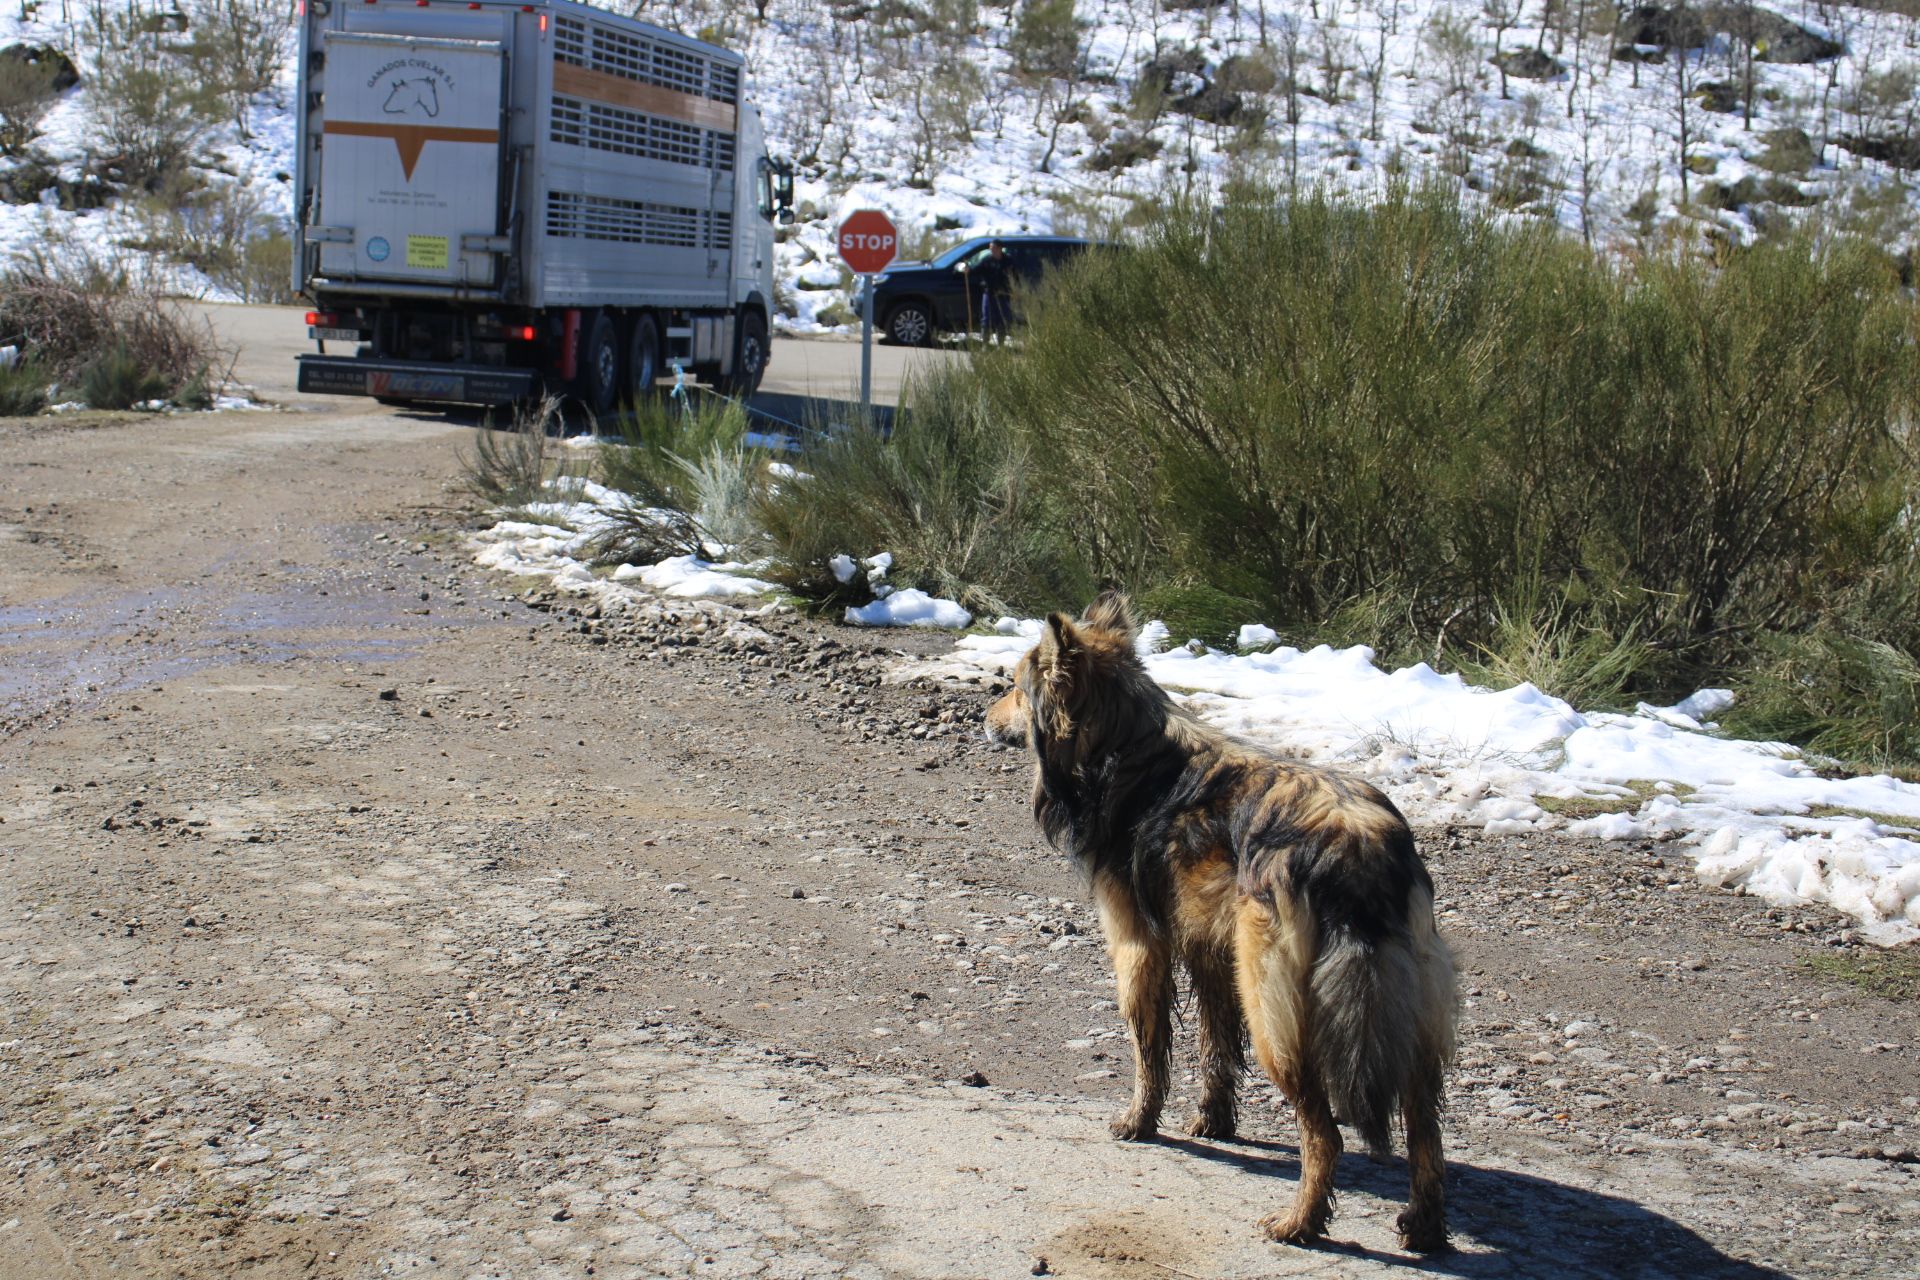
[844,589,971,630]
[918,620,1920,945]
[618,554,779,599]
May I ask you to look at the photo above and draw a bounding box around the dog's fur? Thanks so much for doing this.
[985,593,1457,1252]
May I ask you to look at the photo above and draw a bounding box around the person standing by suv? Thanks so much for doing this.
[964,240,1014,341]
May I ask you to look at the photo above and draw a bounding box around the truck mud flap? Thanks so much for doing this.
[297,356,535,405]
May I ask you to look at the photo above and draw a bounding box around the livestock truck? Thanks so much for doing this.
[291,0,793,412]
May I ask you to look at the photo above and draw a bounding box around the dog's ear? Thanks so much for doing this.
[1035,612,1080,685]
[1031,613,1081,740]
[1080,591,1137,638]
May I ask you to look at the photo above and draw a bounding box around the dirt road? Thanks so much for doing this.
[2,388,1916,1278]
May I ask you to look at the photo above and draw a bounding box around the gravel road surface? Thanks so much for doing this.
[2,359,1916,1278]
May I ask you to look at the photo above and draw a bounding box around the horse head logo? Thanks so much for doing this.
[382,77,440,118]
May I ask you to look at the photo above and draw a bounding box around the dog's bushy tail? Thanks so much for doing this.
[1308,898,1455,1155]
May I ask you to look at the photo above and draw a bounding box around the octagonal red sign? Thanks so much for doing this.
[837,209,899,275]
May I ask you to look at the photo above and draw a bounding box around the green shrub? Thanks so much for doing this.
[79,344,171,410]
[0,359,50,416]
[83,4,225,190]
[762,182,1920,764]
[587,394,752,564]
[1133,583,1264,651]
[1725,629,1920,772]
[0,48,63,155]
[461,394,564,506]
[757,362,1090,616]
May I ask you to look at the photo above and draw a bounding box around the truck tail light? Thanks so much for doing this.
[512,325,536,342]
[306,311,338,326]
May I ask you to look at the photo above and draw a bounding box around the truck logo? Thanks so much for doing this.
[382,78,441,118]
[323,117,499,182]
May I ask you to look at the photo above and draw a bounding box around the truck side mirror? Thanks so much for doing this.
[772,158,796,222]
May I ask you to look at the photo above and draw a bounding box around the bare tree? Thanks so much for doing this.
[1671,0,1695,205]
[1484,0,1521,100]
[1277,13,1305,192]
[1360,0,1399,140]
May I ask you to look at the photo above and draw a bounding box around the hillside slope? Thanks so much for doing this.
[2,0,1916,324]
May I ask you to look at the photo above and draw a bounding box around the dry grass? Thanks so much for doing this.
[1800,950,1920,1002]
[0,250,226,398]
[1536,780,1695,820]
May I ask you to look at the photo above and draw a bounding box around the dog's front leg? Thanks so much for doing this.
[1096,873,1172,1141]
[1183,946,1244,1139]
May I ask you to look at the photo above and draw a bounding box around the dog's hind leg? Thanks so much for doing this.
[1395,1064,1449,1253]
[1260,1072,1341,1245]
[1097,873,1172,1141]
[1182,946,1243,1140]
[1235,899,1336,1244]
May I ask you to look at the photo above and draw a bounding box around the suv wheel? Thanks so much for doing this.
[885,301,933,347]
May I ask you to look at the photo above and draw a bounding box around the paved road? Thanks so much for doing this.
[197,303,955,422]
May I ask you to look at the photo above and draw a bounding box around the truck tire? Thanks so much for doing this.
[718,309,767,398]
[884,301,933,347]
[625,313,660,404]
[575,310,620,419]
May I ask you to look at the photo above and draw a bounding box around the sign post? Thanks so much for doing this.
[836,209,899,415]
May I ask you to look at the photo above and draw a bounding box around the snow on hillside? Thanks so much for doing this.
[3,1,1918,316]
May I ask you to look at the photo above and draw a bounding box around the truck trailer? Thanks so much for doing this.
[291,0,793,411]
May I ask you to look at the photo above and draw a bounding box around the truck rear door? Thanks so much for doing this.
[316,31,506,287]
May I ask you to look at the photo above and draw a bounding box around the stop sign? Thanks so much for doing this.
[837,209,898,275]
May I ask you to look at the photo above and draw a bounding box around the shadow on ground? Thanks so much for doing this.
[1160,1135,1789,1278]
[382,388,893,447]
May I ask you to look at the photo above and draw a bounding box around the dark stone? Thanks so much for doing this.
[1694,81,1742,113]
[1493,47,1564,81]
[1618,6,1842,62]
[1172,80,1247,125]
[1755,126,1816,173]
[1733,6,1844,63]
[1706,174,1822,210]
[0,44,80,92]
[1839,133,1920,170]
[1139,46,1208,100]
[1616,4,1709,50]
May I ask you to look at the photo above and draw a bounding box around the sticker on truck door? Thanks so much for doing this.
[406,236,449,269]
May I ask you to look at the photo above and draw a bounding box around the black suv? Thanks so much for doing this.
[854,235,1100,346]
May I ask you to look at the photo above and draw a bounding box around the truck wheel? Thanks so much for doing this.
[718,310,767,398]
[575,311,620,419]
[625,313,660,405]
[884,301,933,347]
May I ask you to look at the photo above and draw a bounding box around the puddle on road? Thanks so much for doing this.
[1,572,492,722]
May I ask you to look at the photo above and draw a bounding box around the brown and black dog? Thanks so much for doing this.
[986,593,1457,1252]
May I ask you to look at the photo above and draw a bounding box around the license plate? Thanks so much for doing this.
[311,327,363,342]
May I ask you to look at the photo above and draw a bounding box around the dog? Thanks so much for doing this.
[985,593,1457,1252]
